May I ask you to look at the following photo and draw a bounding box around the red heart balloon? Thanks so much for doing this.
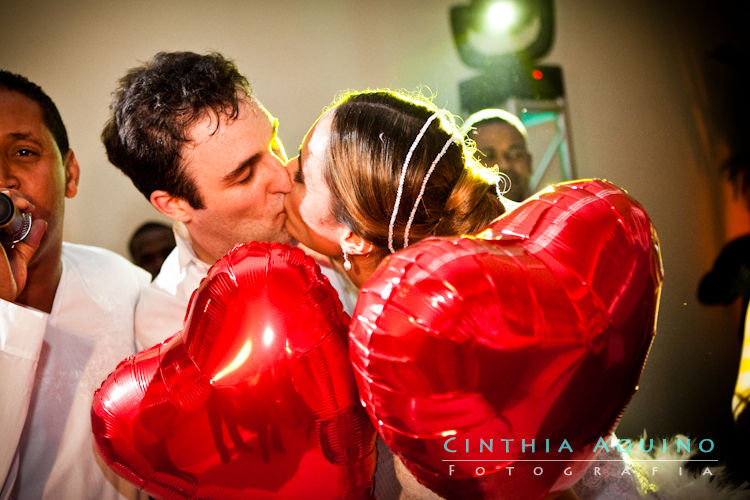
[92,242,376,499]
[349,179,662,500]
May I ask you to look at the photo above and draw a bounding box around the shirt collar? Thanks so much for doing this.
[173,222,211,274]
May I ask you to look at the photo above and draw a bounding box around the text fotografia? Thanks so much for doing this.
[445,463,716,479]
[442,436,715,456]
[443,436,717,478]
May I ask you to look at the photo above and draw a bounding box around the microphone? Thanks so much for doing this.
[0,192,32,246]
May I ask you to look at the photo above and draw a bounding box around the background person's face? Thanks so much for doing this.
[284,110,348,257]
[129,226,175,278]
[179,97,291,263]
[472,122,531,202]
[0,90,77,266]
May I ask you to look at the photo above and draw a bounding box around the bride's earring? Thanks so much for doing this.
[343,250,352,271]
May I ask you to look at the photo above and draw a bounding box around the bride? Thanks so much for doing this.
[280,89,746,500]
[282,89,603,500]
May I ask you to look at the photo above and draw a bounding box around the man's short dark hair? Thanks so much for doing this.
[127,220,173,256]
[0,70,70,155]
[462,108,528,141]
[101,52,251,209]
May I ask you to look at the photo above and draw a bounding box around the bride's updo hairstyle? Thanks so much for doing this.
[323,90,505,256]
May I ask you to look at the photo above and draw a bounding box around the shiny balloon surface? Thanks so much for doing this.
[92,242,376,499]
[350,179,663,500]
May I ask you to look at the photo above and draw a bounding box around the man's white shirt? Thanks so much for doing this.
[0,243,150,499]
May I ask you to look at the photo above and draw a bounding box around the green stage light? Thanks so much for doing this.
[450,0,554,70]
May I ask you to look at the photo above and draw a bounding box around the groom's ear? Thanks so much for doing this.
[339,230,374,256]
[150,190,193,222]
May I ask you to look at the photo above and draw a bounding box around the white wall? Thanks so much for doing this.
[1,1,741,442]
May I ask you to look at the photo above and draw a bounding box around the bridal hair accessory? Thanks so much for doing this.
[388,112,442,253]
[403,135,455,249]
[495,171,512,198]
[389,110,509,253]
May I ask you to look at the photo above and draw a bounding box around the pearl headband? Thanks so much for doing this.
[388,112,440,253]
[388,111,509,253]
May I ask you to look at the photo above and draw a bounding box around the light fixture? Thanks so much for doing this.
[450,0,562,112]
[450,0,575,187]
[450,0,555,70]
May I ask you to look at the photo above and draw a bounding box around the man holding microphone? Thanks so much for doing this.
[0,70,149,499]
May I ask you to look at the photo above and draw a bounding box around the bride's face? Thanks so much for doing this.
[284,110,348,257]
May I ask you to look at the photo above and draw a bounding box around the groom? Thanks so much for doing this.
[102,51,302,349]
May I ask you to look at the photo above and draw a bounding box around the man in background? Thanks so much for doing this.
[0,70,148,499]
[128,221,175,279]
[463,108,533,202]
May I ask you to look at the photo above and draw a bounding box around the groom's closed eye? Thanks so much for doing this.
[223,157,258,185]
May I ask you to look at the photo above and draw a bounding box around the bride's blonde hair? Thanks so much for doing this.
[322,89,504,257]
